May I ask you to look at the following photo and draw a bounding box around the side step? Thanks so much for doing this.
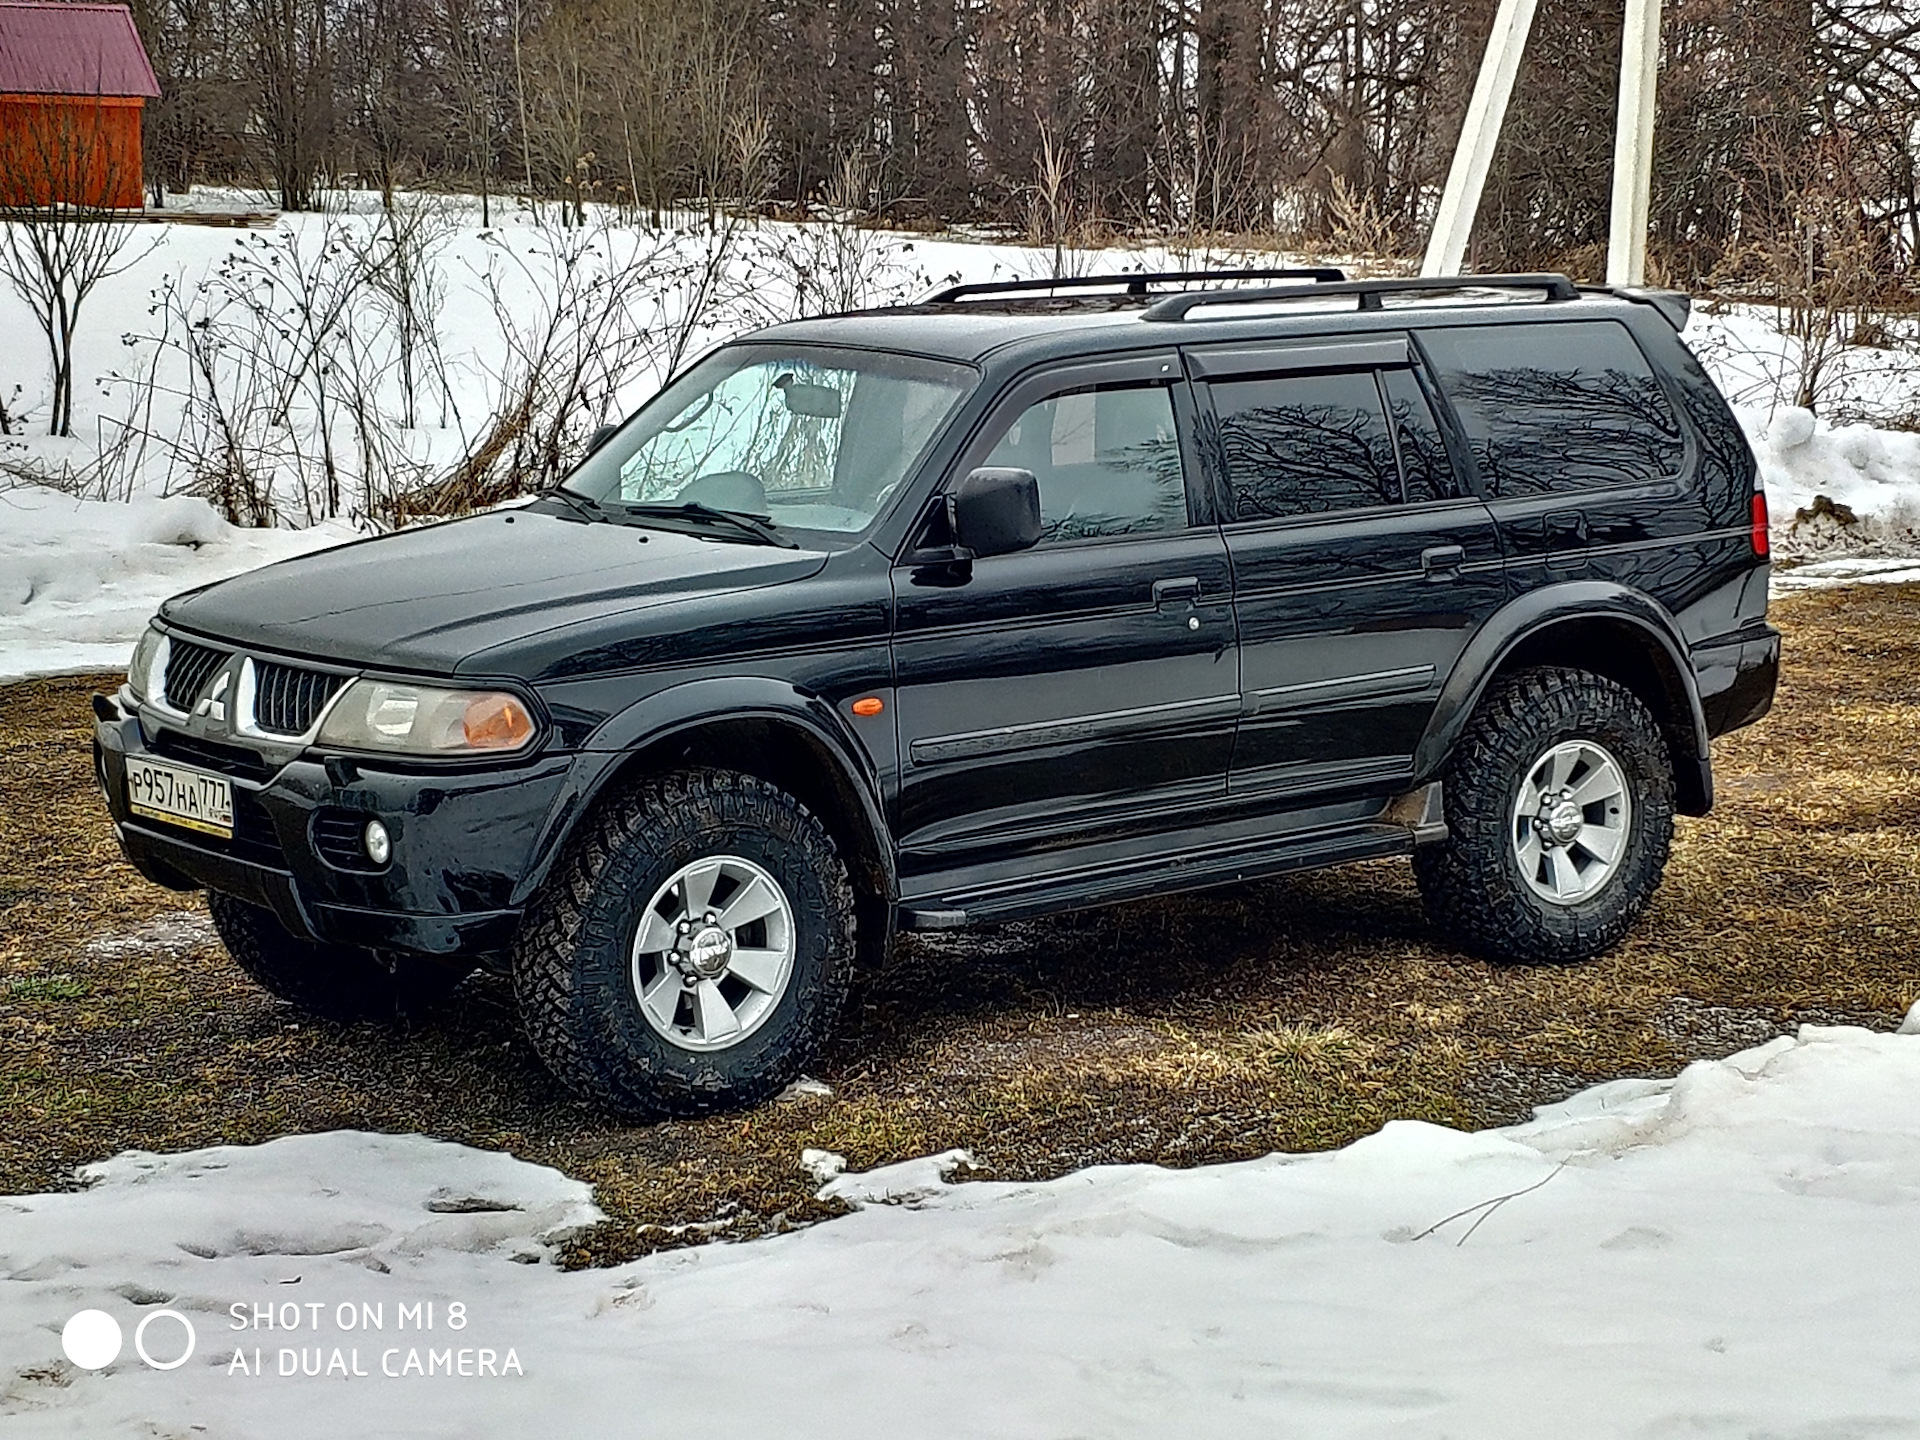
[898,784,1445,931]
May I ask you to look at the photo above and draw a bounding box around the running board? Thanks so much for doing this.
[897,815,1428,931]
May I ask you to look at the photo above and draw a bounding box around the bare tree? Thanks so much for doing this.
[246,0,334,210]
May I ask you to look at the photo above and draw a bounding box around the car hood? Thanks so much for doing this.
[160,508,829,677]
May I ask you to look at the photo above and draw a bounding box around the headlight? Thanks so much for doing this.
[127,624,166,701]
[315,680,537,755]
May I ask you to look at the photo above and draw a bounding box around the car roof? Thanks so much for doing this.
[750,284,1665,373]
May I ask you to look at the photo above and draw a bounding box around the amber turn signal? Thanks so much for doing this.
[463,693,535,749]
[851,696,884,717]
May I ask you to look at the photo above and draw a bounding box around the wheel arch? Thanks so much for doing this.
[525,679,897,967]
[1419,585,1713,816]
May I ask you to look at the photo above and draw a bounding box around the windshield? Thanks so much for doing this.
[561,345,976,543]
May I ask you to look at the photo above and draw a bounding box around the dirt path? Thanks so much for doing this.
[3,585,1916,1265]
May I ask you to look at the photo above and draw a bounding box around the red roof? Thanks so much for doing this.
[0,2,159,98]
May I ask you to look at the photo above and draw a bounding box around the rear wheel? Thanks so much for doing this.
[511,768,855,1120]
[1413,667,1675,965]
[206,892,468,1022]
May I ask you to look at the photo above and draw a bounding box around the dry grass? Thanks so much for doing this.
[2,584,1916,1265]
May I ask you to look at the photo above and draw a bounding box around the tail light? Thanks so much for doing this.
[1751,491,1770,557]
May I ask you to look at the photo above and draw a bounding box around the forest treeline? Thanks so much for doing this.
[126,0,1920,285]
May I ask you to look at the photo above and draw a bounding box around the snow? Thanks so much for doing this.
[6,1014,1920,1436]
[1737,405,1920,586]
[0,487,352,683]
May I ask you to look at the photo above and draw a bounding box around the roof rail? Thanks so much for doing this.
[1140,272,1580,322]
[922,266,1348,305]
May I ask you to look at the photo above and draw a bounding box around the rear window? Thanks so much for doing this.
[1418,321,1686,496]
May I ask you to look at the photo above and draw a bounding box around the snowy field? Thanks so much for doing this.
[4,1013,1920,1436]
[2,196,1919,681]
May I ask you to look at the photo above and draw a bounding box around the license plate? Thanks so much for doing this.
[126,755,234,839]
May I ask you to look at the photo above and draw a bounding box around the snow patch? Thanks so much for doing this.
[814,1148,975,1207]
[1738,405,1920,583]
[0,487,352,683]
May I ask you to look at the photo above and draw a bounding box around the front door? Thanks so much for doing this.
[890,353,1238,892]
[1186,333,1507,799]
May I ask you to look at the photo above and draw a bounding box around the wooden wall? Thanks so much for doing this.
[0,95,144,209]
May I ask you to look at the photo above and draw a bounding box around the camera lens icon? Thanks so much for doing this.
[61,1310,121,1369]
[61,1308,196,1371]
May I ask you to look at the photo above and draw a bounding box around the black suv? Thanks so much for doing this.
[93,269,1779,1118]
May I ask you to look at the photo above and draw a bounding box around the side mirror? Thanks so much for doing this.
[946,467,1041,560]
[585,423,619,455]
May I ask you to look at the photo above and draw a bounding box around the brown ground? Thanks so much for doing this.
[2,584,1916,1266]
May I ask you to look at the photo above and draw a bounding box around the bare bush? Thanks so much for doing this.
[98,213,467,525]
[1699,134,1920,420]
[1326,175,1414,276]
[749,150,929,321]
[347,197,457,427]
[407,217,676,517]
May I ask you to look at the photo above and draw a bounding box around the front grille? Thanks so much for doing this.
[254,661,347,736]
[163,639,228,710]
[228,789,284,866]
[313,810,380,870]
[148,728,274,781]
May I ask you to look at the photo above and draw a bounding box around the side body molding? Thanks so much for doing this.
[510,676,899,911]
[1416,582,1714,814]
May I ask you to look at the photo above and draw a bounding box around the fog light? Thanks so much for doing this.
[363,819,391,866]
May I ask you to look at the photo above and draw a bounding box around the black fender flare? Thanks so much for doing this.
[1417,583,1713,814]
[514,676,898,911]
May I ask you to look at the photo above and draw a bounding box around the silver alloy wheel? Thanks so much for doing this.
[630,855,796,1052]
[1509,739,1633,905]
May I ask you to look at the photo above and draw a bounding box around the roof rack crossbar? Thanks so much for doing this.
[1140,272,1579,321]
[923,266,1347,305]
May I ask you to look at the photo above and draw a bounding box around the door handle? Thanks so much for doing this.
[1420,545,1465,581]
[1152,576,1202,607]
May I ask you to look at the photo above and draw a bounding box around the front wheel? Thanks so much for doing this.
[511,768,855,1120]
[1413,667,1675,965]
[207,892,468,1021]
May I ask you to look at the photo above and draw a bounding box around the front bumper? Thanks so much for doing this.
[94,691,581,958]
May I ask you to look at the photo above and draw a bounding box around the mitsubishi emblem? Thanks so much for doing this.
[194,669,230,725]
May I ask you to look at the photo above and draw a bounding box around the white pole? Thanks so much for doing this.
[1607,0,1662,286]
[1420,0,1541,277]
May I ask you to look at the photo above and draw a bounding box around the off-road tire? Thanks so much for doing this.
[511,768,856,1121]
[206,891,468,1022]
[1413,666,1675,966]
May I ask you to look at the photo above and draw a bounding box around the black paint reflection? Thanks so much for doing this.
[1214,370,1400,520]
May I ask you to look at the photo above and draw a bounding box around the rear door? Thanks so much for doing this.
[1187,334,1507,798]
[890,353,1238,884]
[1414,319,1696,594]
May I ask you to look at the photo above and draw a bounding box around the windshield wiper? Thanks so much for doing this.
[616,502,798,549]
[544,486,609,524]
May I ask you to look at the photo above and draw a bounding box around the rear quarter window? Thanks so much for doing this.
[1418,320,1687,496]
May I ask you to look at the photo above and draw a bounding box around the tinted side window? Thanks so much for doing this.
[1419,321,1686,496]
[981,383,1186,544]
[1213,370,1399,521]
[1381,368,1456,504]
